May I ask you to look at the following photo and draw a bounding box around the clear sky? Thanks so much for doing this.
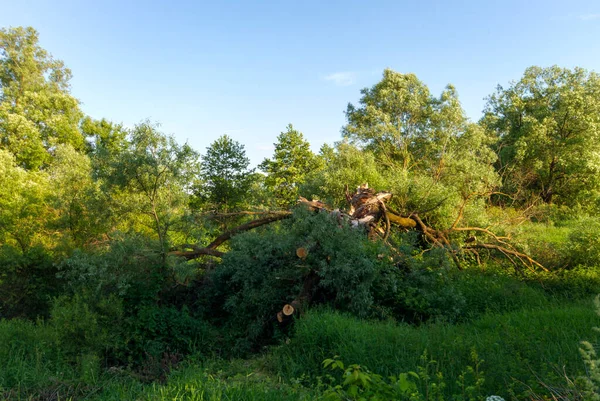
[2,0,600,166]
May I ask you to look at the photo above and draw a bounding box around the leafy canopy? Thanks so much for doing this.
[343,69,498,197]
[0,27,83,169]
[104,121,199,249]
[198,135,254,212]
[483,65,600,207]
[260,124,318,208]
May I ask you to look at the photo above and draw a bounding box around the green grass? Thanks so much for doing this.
[512,222,572,269]
[2,299,598,400]
[0,317,316,401]
[0,319,73,388]
[269,300,599,399]
[87,363,316,401]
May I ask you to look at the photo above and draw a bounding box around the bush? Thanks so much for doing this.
[566,217,600,268]
[528,203,578,225]
[511,222,571,270]
[0,245,60,319]
[373,237,548,324]
[531,266,600,300]
[124,304,217,365]
[49,293,124,364]
[373,246,466,323]
[56,235,217,366]
[509,216,600,270]
[387,173,464,229]
[57,234,165,303]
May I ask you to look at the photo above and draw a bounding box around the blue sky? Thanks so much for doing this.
[2,0,600,166]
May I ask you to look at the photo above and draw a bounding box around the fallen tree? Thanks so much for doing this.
[171,184,547,322]
[171,184,546,332]
[171,184,545,273]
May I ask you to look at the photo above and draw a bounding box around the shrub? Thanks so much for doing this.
[566,217,600,267]
[49,292,124,364]
[375,249,467,323]
[511,222,571,270]
[374,241,548,324]
[124,304,217,364]
[531,266,600,300]
[0,245,60,319]
[528,203,579,225]
[56,234,216,366]
[57,233,164,303]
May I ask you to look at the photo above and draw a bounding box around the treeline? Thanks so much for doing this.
[2,27,599,256]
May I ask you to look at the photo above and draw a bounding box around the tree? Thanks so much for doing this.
[483,66,600,206]
[343,69,498,198]
[106,121,199,253]
[197,135,254,212]
[48,144,101,248]
[302,142,388,209]
[81,116,128,156]
[343,69,435,170]
[0,27,84,169]
[0,149,50,251]
[259,124,317,208]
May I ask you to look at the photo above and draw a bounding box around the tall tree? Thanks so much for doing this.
[259,124,317,208]
[483,66,600,206]
[48,144,100,248]
[106,121,199,253]
[0,149,50,251]
[81,116,128,156]
[344,69,497,197]
[343,69,435,170]
[0,27,83,169]
[197,135,254,212]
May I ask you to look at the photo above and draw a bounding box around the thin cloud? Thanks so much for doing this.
[323,71,357,87]
[579,13,600,20]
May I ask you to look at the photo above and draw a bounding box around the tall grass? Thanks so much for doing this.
[0,317,315,401]
[270,301,599,398]
[88,363,315,401]
[0,319,83,400]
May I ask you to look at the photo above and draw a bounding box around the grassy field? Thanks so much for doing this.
[270,301,598,398]
[2,295,597,400]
